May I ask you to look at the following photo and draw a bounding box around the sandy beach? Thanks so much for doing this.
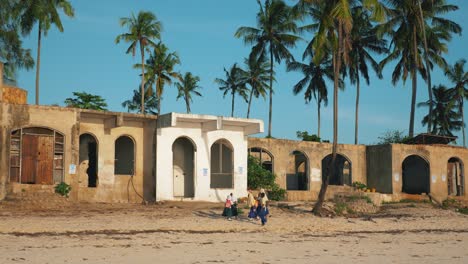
[0,200,467,263]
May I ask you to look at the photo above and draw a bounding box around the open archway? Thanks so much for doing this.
[210,139,234,189]
[447,157,464,196]
[286,150,309,190]
[248,147,274,173]
[321,154,352,186]
[402,155,430,194]
[114,135,135,175]
[172,137,196,197]
[79,133,98,187]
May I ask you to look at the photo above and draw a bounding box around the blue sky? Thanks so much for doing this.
[15,0,468,145]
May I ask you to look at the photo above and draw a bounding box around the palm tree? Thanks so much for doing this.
[176,72,202,114]
[215,64,248,117]
[235,0,300,137]
[116,11,161,114]
[418,85,462,137]
[137,42,181,114]
[445,59,468,147]
[17,0,74,105]
[239,54,270,118]
[379,0,461,137]
[347,7,387,144]
[122,84,158,115]
[296,0,386,215]
[287,54,333,139]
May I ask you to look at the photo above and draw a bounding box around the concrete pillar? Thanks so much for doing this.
[0,127,7,200]
[0,62,4,102]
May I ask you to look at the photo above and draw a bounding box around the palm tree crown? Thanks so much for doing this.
[176,72,202,114]
[446,59,468,146]
[215,64,248,117]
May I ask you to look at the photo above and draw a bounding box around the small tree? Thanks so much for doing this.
[296,131,321,142]
[376,130,410,144]
[64,92,108,111]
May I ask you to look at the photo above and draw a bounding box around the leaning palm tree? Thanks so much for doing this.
[347,7,387,144]
[287,54,333,139]
[122,84,158,115]
[215,64,248,117]
[238,54,270,118]
[235,0,300,137]
[418,85,462,137]
[445,59,468,147]
[17,0,74,105]
[136,42,181,114]
[116,11,161,114]
[379,0,461,137]
[176,72,202,114]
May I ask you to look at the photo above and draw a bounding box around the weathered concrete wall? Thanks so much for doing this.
[1,86,27,105]
[390,144,468,201]
[367,145,393,193]
[247,138,367,201]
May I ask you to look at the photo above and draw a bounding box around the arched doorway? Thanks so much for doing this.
[9,127,64,185]
[447,157,464,196]
[321,154,352,186]
[210,139,234,189]
[173,137,196,197]
[114,135,135,175]
[248,147,274,173]
[79,133,98,187]
[286,150,309,190]
[402,155,430,194]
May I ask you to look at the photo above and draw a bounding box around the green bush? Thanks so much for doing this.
[268,185,287,201]
[55,182,71,197]
[352,181,367,190]
[248,155,286,201]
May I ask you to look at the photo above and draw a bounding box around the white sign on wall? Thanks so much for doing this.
[238,166,243,174]
[432,175,437,183]
[394,173,400,182]
[311,168,321,182]
[442,174,446,182]
[68,164,76,174]
[202,168,208,176]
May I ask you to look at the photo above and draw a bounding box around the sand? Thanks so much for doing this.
[0,201,467,263]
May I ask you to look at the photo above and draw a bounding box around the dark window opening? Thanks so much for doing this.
[79,134,98,187]
[402,155,430,194]
[248,147,274,173]
[448,157,464,196]
[210,140,233,188]
[322,154,352,186]
[115,136,135,175]
[286,151,309,190]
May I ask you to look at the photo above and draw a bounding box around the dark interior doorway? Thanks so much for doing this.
[322,154,352,186]
[402,155,430,194]
[286,151,309,190]
[79,134,98,187]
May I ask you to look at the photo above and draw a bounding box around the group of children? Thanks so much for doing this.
[222,189,270,226]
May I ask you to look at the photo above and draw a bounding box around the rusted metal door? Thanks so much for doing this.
[20,135,54,184]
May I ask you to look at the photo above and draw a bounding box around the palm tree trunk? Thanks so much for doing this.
[418,0,433,134]
[186,95,191,114]
[35,24,42,105]
[461,99,466,147]
[317,99,321,139]
[246,87,254,118]
[313,22,342,215]
[354,76,360,145]
[268,48,274,137]
[140,43,146,114]
[409,24,418,138]
[157,79,162,114]
[231,90,235,117]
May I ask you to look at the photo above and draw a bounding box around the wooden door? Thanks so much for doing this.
[21,135,37,184]
[36,136,54,184]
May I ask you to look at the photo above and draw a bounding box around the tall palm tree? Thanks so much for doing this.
[296,0,386,215]
[287,54,333,139]
[17,0,74,105]
[176,72,202,114]
[235,0,300,137]
[418,85,462,137]
[116,11,161,114]
[122,84,158,115]
[136,42,181,114]
[445,59,468,147]
[239,54,270,118]
[347,7,387,144]
[215,64,248,117]
[379,0,461,137]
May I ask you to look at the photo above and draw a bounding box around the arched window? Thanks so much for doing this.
[248,147,274,173]
[79,133,98,187]
[402,155,430,194]
[9,127,64,185]
[210,139,233,188]
[322,153,352,186]
[286,150,309,190]
[114,136,135,175]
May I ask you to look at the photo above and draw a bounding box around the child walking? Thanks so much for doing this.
[222,195,233,221]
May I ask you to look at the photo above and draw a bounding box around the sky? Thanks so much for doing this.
[15,0,468,145]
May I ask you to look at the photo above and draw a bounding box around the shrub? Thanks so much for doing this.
[268,185,287,201]
[352,181,367,190]
[55,182,71,197]
[248,155,286,201]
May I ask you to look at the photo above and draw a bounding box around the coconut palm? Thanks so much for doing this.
[136,42,181,114]
[235,0,300,137]
[215,64,248,117]
[347,7,387,144]
[238,54,270,118]
[418,85,462,137]
[17,0,74,105]
[176,72,202,114]
[379,0,461,137]
[445,59,468,146]
[287,54,333,139]
[116,11,161,114]
[122,84,158,115]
